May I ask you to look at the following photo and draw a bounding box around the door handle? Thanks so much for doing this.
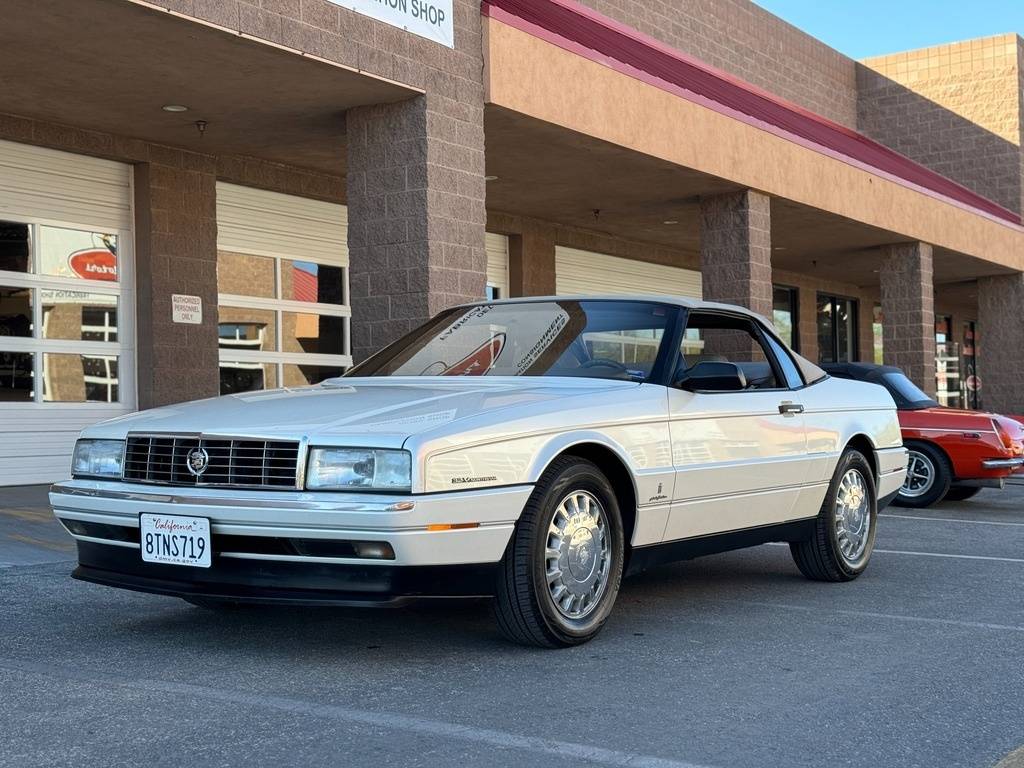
[778,401,804,415]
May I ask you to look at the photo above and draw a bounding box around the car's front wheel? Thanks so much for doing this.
[791,449,877,582]
[493,456,624,648]
[895,441,952,508]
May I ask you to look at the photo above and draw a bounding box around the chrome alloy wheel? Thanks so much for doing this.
[545,490,611,620]
[835,468,872,563]
[902,450,935,498]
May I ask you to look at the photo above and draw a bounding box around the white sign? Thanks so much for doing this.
[329,0,454,48]
[172,294,203,325]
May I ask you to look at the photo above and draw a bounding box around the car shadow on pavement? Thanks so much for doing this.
[67,549,802,657]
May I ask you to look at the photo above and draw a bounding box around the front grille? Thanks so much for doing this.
[123,435,300,489]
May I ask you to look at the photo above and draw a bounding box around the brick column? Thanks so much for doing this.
[133,152,220,409]
[699,190,773,317]
[346,95,486,361]
[977,273,1024,412]
[509,221,556,297]
[879,242,936,396]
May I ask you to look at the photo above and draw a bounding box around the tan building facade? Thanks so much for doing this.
[0,0,1022,483]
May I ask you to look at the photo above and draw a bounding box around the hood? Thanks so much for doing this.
[82,377,632,448]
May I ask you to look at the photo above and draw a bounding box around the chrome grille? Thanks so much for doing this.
[123,435,300,489]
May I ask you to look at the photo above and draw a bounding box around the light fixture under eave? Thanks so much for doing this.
[663,219,679,225]
[484,175,499,181]
[162,104,189,113]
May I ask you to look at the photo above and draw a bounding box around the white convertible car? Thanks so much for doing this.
[51,297,906,647]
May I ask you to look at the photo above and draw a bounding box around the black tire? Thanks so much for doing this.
[894,441,952,509]
[493,456,625,648]
[790,449,877,582]
[943,486,983,502]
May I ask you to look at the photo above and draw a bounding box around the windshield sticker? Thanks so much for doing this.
[440,333,506,376]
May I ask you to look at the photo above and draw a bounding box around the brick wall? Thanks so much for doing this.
[576,0,858,128]
[858,35,1024,215]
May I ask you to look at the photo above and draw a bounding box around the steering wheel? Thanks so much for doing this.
[580,357,629,374]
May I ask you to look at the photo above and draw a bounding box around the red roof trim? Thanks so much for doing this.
[483,0,1022,227]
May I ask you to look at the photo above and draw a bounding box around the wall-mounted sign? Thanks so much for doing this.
[328,0,454,48]
[172,294,202,325]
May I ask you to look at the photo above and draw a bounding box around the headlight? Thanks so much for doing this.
[72,439,125,479]
[306,448,412,491]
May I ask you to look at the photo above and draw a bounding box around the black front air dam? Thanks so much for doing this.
[73,541,499,607]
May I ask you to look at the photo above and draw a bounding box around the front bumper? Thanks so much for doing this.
[51,480,531,602]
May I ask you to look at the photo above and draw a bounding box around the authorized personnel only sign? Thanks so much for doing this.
[171,294,203,325]
[329,0,454,48]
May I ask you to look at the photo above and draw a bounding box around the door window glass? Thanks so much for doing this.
[679,313,781,390]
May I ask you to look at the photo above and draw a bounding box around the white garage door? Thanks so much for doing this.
[555,246,702,299]
[486,233,509,299]
[0,139,135,486]
[215,183,352,392]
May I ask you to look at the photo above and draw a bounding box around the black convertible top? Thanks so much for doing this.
[822,363,938,410]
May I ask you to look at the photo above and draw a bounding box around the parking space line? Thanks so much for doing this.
[881,514,1024,528]
[873,548,1024,563]
[729,600,1024,634]
[764,542,1024,563]
[0,659,716,768]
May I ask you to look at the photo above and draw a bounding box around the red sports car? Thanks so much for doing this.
[824,363,1024,508]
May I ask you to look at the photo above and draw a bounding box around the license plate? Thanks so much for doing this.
[140,513,211,568]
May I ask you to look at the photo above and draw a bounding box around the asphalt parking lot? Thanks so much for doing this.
[2,483,1022,768]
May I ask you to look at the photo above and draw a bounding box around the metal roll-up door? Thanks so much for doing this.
[555,245,702,299]
[0,139,135,485]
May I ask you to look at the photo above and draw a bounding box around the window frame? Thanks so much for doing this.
[671,309,795,394]
[217,249,352,391]
[0,215,135,409]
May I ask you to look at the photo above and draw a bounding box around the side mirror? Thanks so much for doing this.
[676,361,747,392]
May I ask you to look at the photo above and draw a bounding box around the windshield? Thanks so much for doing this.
[347,300,678,381]
[880,371,935,406]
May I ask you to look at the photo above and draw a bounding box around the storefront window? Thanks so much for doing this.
[217,249,350,394]
[817,294,858,364]
[872,304,884,365]
[935,315,962,408]
[962,321,979,409]
[772,285,798,350]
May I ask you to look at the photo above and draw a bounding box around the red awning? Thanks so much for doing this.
[483,0,1021,225]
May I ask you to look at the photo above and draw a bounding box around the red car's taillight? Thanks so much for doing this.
[992,418,1016,451]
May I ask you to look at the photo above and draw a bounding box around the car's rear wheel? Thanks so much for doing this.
[493,456,624,648]
[895,441,952,508]
[790,449,877,582]
[943,485,983,502]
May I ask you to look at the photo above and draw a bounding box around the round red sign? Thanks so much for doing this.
[68,248,117,281]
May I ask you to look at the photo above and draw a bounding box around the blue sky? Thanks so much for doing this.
[752,1,1024,59]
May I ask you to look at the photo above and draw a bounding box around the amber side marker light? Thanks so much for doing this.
[427,523,481,532]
